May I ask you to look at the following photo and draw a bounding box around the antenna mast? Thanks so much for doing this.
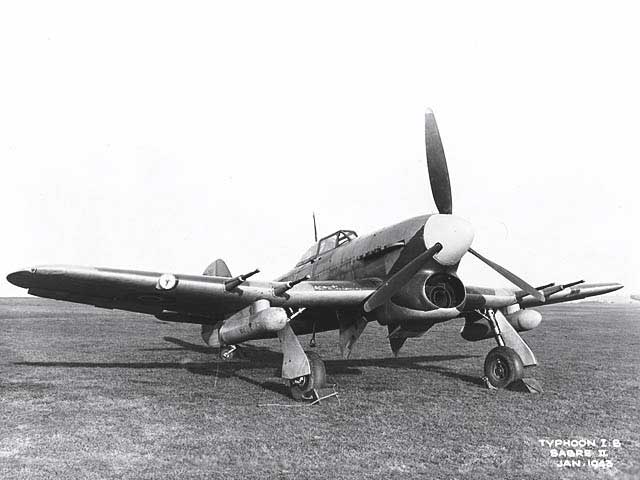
[312,212,318,242]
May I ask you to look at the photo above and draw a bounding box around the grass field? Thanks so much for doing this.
[1,299,638,479]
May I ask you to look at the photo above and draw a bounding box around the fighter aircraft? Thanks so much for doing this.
[7,110,622,400]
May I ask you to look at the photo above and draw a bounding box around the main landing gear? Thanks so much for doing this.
[480,309,543,393]
[289,351,327,401]
[484,346,523,389]
[277,322,336,402]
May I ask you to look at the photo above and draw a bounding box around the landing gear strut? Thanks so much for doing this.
[309,320,317,348]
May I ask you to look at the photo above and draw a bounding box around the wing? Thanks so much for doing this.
[463,282,623,311]
[7,265,379,324]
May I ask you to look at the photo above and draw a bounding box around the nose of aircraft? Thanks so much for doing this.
[422,214,475,265]
[7,269,35,288]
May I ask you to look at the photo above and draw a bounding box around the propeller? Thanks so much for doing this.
[425,109,452,215]
[467,248,544,301]
[363,109,544,315]
[423,109,544,302]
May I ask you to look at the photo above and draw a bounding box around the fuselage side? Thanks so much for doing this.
[277,215,431,283]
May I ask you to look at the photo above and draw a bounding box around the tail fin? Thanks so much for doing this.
[203,259,232,277]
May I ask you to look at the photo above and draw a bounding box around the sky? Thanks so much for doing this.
[1,1,638,297]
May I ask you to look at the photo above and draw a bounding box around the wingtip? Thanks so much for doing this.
[7,269,34,288]
[604,283,624,295]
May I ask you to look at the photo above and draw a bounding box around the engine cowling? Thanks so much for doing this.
[391,270,466,312]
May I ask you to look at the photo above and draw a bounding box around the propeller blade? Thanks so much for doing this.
[363,242,443,313]
[425,109,452,214]
[467,248,545,302]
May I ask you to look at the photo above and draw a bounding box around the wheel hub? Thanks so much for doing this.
[291,375,308,388]
[493,359,507,379]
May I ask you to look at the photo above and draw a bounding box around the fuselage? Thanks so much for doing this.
[278,215,431,283]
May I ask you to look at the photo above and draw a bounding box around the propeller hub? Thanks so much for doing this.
[423,214,474,266]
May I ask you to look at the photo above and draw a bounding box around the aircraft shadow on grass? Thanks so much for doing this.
[14,337,483,397]
[140,336,219,354]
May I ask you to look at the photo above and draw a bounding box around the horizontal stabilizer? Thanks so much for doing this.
[203,259,232,277]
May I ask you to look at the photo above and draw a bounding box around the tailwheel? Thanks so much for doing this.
[484,346,524,389]
[220,345,238,361]
[289,351,326,401]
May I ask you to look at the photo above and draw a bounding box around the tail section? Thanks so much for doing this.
[201,259,232,347]
[203,259,232,277]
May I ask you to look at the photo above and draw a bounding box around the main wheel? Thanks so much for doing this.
[484,346,524,389]
[289,351,326,401]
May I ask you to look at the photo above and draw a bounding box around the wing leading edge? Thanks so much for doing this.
[7,265,379,324]
[7,266,622,324]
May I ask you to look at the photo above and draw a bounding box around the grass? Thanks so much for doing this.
[1,298,638,479]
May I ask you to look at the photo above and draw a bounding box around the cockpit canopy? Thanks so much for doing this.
[296,230,358,266]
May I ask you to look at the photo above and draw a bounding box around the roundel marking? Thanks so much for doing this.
[156,273,178,291]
